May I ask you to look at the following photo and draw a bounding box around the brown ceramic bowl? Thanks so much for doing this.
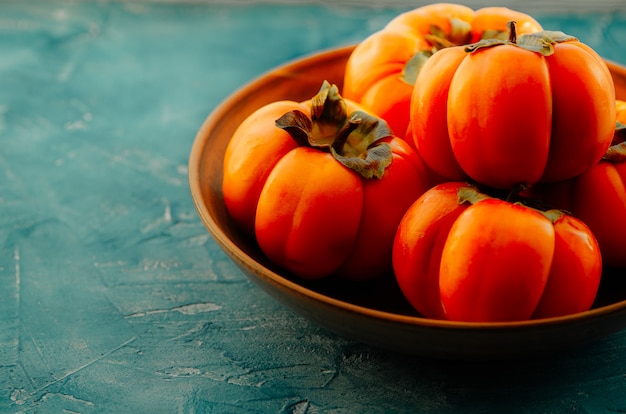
[189,45,626,360]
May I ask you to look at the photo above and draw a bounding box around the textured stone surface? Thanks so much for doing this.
[1,1,626,412]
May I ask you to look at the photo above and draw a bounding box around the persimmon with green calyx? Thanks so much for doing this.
[533,100,626,268]
[343,3,542,137]
[411,21,616,189]
[392,182,602,322]
[222,81,430,281]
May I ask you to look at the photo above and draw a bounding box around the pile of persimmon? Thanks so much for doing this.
[221,3,623,323]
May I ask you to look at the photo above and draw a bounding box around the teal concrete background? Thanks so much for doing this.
[1,1,626,412]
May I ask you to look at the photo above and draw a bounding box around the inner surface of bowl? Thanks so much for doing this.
[189,45,626,359]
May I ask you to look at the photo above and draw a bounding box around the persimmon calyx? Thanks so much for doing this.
[458,183,566,223]
[401,50,433,85]
[465,21,577,57]
[310,80,348,146]
[401,19,472,85]
[457,184,494,206]
[602,121,626,162]
[458,183,532,205]
[604,142,626,162]
[517,30,577,55]
[427,19,473,49]
[275,81,393,179]
[540,208,566,224]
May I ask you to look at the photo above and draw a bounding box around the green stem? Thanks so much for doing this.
[274,81,394,180]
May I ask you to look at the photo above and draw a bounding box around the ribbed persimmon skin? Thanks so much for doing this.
[223,101,305,236]
[393,182,602,322]
[410,46,469,182]
[410,37,615,189]
[538,161,626,269]
[447,44,552,189]
[533,214,602,319]
[541,42,616,182]
[439,199,555,322]
[526,100,626,268]
[392,182,469,319]
[255,147,363,279]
